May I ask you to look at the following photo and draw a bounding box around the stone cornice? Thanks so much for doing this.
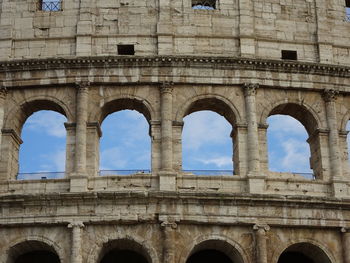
[0,56,349,77]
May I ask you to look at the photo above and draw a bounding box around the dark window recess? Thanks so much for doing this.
[117,45,135,55]
[346,0,350,21]
[281,50,298,60]
[192,0,216,10]
[346,0,350,7]
[39,0,61,11]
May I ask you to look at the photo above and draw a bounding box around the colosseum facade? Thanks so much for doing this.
[0,0,350,262]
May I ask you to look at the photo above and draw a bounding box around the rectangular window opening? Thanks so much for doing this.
[39,0,62,11]
[117,44,135,55]
[281,50,298,60]
[192,0,216,10]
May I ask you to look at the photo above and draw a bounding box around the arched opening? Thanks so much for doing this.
[266,103,319,179]
[99,110,151,175]
[277,242,332,263]
[183,111,233,174]
[98,239,151,263]
[7,240,60,263]
[181,98,236,175]
[187,249,232,263]
[18,110,67,179]
[267,115,313,179]
[186,239,244,263]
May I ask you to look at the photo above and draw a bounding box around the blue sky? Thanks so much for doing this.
[18,109,347,179]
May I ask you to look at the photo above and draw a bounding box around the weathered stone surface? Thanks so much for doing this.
[0,0,350,262]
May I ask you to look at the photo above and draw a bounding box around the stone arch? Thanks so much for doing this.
[94,94,156,124]
[259,100,322,135]
[87,234,160,263]
[179,234,249,263]
[5,235,64,263]
[175,94,242,125]
[4,95,72,135]
[271,239,336,263]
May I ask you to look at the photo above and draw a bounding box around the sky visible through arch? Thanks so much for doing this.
[18,110,349,179]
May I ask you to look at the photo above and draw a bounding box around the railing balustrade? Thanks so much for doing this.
[99,169,151,176]
[17,171,65,180]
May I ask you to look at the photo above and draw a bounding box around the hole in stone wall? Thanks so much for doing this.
[281,50,298,60]
[117,44,135,55]
[192,0,216,10]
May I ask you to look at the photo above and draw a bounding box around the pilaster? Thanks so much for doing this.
[244,83,264,194]
[70,82,89,192]
[0,86,7,151]
[341,228,350,263]
[253,224,270,263]
[159,82,176,191]
[323,89,346,196]
[238,0,256,57]
[161,220,177,263]
[68,221,85,263]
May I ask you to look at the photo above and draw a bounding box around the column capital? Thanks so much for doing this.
[68,221,85,228]
[75,81,90,93]
[341,227,349,233]
[0,86,7,100]
[243,83,259,96]
[253,224,270,233]
[161,221,178,230]
[322,89,339,102]
[160,81,174,94]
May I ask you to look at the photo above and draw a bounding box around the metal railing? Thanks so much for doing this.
[99,169,151,176]
[192,0,216,9]
[17,171,65,180]
[183,170,234,176]
[38,0,62,11]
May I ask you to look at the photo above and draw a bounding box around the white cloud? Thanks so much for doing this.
[267,115,306,135]
[280,138,311,171]
[25,111,67,138]
[197,156,232,168]
[100,147,128,170]
[183,111,232,150]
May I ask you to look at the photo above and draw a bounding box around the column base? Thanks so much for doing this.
[159,171,177,191]
[248,173,266,194]
[70,174,88,192]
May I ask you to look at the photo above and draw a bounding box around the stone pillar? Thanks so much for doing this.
[86,122,102,177]
[244,83,260,175]
[231,124,248,176]
[253,224,270,263]
[156,0,173,55]
[159,82,176,191]
[238,0,256,57]
[0,86,7,150]
[244,83,265,194]
[68,222,85,263]
[323,90,346,196]
[341,228,350,263]
[71,82,89,192]
[0,129,22,180]
[161,221,177,263]
[150,120,162,173]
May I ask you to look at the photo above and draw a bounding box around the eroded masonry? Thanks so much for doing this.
[0,0,350,262]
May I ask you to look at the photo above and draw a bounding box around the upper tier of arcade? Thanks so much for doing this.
[0,0,349,65]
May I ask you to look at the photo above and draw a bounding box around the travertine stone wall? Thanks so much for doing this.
[0,0,349,64]
[0,1,350,262]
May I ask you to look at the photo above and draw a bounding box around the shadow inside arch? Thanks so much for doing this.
[7,240,61,263]
[277,242,332,263]
[97,238,153,263]
[185,239,245,263]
